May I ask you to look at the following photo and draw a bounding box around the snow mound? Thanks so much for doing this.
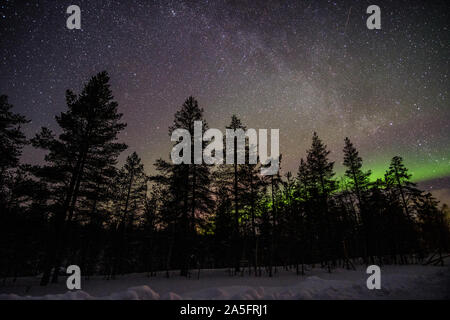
[0,285,160,300]
[1,263,448,300]
[108,285,160,300]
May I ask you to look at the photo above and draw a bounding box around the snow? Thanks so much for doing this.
[1,263,449,300]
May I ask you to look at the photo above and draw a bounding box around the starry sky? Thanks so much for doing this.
[1,0,449,204]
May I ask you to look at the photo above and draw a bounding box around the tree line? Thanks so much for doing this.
[0,71,448,286]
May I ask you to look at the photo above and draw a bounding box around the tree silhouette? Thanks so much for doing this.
[31,71,127,285]
[342,137,372,263]
[0,74,448,283]
[0,95,29,206]
[304,132,336,272]
[152,96,213,277]
[109,152,147,277]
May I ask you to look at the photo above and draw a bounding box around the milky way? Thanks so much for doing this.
[1,0,449,202]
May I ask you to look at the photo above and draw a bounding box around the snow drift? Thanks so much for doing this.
[1,264,448,300]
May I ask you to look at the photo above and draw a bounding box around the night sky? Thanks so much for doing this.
[1,0,449,203]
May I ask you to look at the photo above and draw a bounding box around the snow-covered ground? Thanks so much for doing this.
[1,263,449,300]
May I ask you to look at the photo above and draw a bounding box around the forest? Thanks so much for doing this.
[0,71,449,287]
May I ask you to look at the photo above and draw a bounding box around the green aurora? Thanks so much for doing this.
[335,148,450,183]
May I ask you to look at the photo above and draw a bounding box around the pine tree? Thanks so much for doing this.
[152,96,213,276]
[0,97,32,278]
[342,137,372,263]
[110,152,147,277]
[31,71,127,285]
[384,157,422,262]
[0,95,29,206]
[151,158,180,277]
[212,173,234,268]
[416,193,448,265]
[342,137,371,206]
[142,185,161,276]
[118,152,147,225]
[295,158,312,273]
[263,154,282,277]
[304,132,336,271]
[226,115,246,273]
[306,132,336,197]
[385,156,420,219]
[240,159,265,275]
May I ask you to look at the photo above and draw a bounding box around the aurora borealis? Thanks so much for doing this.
[1,1,449,203]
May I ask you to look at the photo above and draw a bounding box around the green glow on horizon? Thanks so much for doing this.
[335,149,450,183]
